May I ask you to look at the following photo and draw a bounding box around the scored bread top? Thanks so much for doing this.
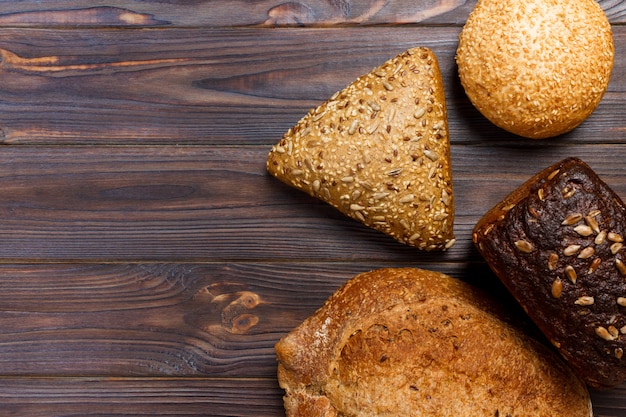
[267,47,454,251]
[275,268,591,417]
[474,157,626,388]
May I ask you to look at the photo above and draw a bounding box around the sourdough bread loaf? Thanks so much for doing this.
[474,157,626,388]
[267,47,455,251]
[275,267,592,416]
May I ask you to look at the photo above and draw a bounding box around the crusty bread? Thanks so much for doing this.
[267,47,455,251]
[275,268,592,416]
[473,157,626,388]
[456,0,614,139]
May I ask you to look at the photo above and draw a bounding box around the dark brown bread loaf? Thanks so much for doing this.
[473,157,626,388]
[275,268,592,416]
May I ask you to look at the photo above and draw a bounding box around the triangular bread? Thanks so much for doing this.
[267,47,454,250]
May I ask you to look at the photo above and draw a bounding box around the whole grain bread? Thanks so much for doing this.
[474,157,626,388]
[267,47,455,251]
[275,267,592,416]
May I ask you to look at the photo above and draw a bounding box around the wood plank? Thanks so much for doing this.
[0,263,621,415]
[0,26,624,145]
[0,1,622,27]
[0,376,621,416]
[0,145,626,261]
[0,377,285,416]
[0,262,501,377]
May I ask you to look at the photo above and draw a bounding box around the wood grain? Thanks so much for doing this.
[0,0,624,415]
[0,1,622,27]
[0,145,625,262]
[0,377,285,416]
[0,26,624,145]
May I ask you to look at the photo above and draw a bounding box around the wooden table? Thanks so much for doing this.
[0,1,625,415]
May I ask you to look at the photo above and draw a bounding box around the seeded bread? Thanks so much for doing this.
[267,47,455,251]
[275,267,592,416]
[473,157,626,388]
[456,0,614,139]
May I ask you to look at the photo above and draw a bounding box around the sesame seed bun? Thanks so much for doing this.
[456,0,614,139]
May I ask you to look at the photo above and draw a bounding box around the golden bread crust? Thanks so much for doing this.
[275,268,592,416]
[456,0,614,139]
[267,47,454,251]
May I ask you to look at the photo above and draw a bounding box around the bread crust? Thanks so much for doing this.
[474,157,626,388]
[456,0,614,139]
[267,47,454,251]
[275,267,592,416]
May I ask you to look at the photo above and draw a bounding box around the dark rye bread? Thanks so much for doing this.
[473,157,626,388]
[275,268,592,416]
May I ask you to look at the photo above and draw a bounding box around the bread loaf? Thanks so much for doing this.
[456,0,614,139]
[267,47,455,251]
[474,157,626,388]
[275,267,592,416]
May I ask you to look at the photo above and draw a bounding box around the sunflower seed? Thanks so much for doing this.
[562,213,583,225]
[616,258,626,276]
[565,265,577,283]
[578,247,595,259]
[588,257,601,274]
[399,194,415,204]
[596,326,617,341]
[563,245,581,256]
[575,296,595,306]
[514,240,533,253]
[584,215,600,233]
[551,278,563,298]
[548,253,559,271]
[574,225,594,237]
[595,230,607,245]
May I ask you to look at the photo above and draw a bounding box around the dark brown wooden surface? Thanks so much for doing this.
[0,1,625,415]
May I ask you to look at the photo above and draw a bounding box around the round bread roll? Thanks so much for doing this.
[456,0,614,139]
